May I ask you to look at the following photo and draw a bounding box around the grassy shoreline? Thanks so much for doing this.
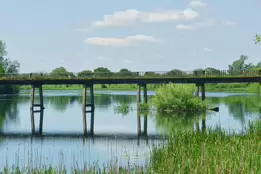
[2,123,261,173]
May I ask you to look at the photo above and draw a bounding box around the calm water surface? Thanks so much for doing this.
[0,90,260,169]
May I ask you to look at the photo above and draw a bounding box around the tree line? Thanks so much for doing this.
[49,54,261,78]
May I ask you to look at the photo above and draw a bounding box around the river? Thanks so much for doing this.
[0,90,260,169]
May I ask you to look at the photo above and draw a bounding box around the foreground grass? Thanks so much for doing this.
[2,122,261,173]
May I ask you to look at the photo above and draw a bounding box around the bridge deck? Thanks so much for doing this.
[0,76,260,85]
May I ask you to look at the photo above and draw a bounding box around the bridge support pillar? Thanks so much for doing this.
[82,84,95,135]
[30,84,45,134]
[195,84,200,97]
[201,83,206,101]
[137,83,148,104]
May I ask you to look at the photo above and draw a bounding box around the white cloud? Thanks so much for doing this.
[176,19,215,30]
[176,24,196,30]
[94,56,112,61]
[188,1,207,9]
[203,47,213,52]
[223,20,236,26]
[84,35,163,46]
[91,8,199,27]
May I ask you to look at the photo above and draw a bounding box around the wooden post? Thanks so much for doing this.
[90,84,95,112]
[137,110,141,146]
[143,84,148,104]
[195,84,200,97]
[137,84,141,137]
[39,110,44,134]
[90,111,95,135]
[82,86,87,135]
[39,85,44,110]
[30,109,35,133]
[201,83,206,101]
[30,87,35,110]
[143,114,148,135]
[202,118,206,132]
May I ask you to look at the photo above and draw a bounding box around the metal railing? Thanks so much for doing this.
[0,70,260,80]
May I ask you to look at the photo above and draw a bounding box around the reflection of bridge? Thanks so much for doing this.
[1,70,260,132]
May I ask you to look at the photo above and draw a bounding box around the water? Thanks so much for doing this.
[0,90,260,169]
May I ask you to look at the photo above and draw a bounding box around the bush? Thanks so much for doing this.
[151,84,207,113]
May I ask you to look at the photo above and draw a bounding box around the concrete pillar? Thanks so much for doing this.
[201,83,206,101]
[90,111,95,135]
[143,114,148,135]
[143,84,148,103]
[195,84,200,97]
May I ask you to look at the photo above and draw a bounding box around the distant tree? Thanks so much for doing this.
[228,55,247,73]
[94,67,112,77]
[167,69,185,76]
[94,67,111,73]
[50,66,74,78]
[77,70,92,77]
[205,67,222,75]
[256,61,261,68]
[144,71,160,77]
[118,68,132,76]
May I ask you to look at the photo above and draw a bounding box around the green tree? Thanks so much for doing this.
[118,68,133,76]
[205,67,222,76]
[167,69,185,76]
[94,67,112,77]
[0,40,20,94]
[227,55,254,74]
[50,66,74,78]
[77,70,92,77]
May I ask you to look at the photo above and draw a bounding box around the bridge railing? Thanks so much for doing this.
[0,69,260,80]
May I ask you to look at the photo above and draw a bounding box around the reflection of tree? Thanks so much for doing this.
[111,95,136,104]
[152,112,206,135]
[208,95,261,123]
[0,96,19,131]
[47,96,80,112]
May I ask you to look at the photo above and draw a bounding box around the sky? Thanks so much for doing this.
[0,0,261,73]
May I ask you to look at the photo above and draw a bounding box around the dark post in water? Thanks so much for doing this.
[30,84,45,134]
[82,84,95,135]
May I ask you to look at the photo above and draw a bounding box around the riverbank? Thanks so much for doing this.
[20,83,261,93]
[2,123,261,173]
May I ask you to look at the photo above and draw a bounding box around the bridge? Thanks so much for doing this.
[0,70,260,135]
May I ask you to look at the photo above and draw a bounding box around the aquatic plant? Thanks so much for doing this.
[151,84,207,113]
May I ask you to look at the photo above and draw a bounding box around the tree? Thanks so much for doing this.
[94,67,112,77]
[205,67,222,76]
[77,70,92,77]
[118,68,133,76]
[167,69,185,76]
[0,40,20,94]
[228,55,248,73]
[50,66,74,78]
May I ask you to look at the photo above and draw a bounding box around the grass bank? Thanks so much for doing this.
[2,122,261,173]
[20,83,261,93]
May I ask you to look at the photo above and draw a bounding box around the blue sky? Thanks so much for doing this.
[0,0,261,73]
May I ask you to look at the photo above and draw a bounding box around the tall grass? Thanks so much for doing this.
[151,84,207,113]
[2,122,261,173]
